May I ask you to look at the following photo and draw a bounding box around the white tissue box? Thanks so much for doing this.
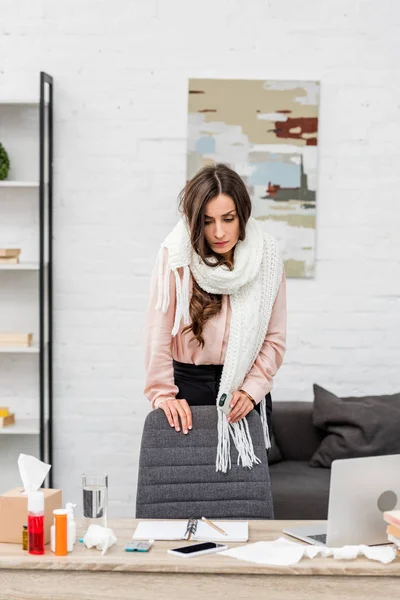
[0,487,62,544]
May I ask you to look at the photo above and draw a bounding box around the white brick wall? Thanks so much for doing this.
[0,0,399,515]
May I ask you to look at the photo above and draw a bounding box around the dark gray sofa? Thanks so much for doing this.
[269,401,331,520]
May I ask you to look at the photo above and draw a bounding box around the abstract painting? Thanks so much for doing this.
[186,79,320,278]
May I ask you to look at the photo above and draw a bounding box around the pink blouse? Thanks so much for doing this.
[144,250,287,409]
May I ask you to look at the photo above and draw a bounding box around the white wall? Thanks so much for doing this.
[0,0,399,515]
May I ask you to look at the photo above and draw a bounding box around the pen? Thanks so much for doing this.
[201,517,227,536]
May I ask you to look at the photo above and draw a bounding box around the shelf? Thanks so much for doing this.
[0,100,48,106]
[0,262,48,270]
[0,181,40,188]
[0,344,40,354]
[0,418,47,435]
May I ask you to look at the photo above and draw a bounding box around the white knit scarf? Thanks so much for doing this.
[155,217,283,472]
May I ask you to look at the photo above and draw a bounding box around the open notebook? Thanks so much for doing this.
[133,520,248,542]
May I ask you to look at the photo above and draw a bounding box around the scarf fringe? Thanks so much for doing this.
[216,411,231,472]
[182,265,190,324]
[260,396,271,450]
[172,269,182,336]
[156,246,191,336]
[216,411,262,473]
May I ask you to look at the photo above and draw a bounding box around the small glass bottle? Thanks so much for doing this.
[22,524,28,551]
[28,490,45,555]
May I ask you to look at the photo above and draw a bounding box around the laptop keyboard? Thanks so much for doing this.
[307,533,327,544]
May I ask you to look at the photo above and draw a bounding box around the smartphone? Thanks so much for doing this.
[217,392,232,416]
[168,542,228,558]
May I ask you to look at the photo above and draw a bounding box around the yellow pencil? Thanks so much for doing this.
[201,517,227,536]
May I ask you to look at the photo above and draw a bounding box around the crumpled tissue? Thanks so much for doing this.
[83,525,117,556]
[18,453,51,493]
[220,537,398,566]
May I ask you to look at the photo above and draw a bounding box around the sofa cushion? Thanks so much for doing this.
[310,384,400,468]
[272,401,324,461]
[269,461,330,520]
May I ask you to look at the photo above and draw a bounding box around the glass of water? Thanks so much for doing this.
[82,473,108,531]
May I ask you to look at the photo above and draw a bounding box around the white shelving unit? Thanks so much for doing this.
[0,73,53,491]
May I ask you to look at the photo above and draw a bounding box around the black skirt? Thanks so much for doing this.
[173,359,272,436]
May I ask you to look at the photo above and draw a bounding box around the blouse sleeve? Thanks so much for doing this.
[143,249,179,408]
[240,271,287,404]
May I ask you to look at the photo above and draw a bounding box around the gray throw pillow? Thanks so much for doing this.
[309,384,400,468]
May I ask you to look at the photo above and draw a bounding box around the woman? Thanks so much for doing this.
[144,163,286,472]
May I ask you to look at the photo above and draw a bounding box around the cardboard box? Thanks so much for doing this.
[0,487,62,544]
[0,414,15,428]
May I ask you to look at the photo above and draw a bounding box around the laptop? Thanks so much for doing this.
[283,454,400,546]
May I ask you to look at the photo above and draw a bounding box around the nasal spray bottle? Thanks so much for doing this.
[66,502,77,551]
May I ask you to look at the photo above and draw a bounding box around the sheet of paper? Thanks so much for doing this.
[133,521,186,541]
[195,520,248,542]
[132,520,248,542]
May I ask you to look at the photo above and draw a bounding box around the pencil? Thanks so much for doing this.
[201,517,228,536]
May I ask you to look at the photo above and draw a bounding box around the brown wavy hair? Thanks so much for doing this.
[179,163,252,347]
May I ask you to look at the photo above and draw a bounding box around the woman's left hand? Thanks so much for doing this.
[227,390,254,424]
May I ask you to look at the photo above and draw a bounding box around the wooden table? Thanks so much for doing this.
[0,519,399,600]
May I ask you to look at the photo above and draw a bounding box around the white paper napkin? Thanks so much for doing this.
[220,537,397,565]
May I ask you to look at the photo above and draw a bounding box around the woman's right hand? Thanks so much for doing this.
[159,399,193,434]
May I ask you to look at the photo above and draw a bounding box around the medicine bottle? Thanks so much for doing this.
[28,491,45,555]
[53,509,68,556]
[22,524,28,551]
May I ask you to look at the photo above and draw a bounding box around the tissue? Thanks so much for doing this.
[83,525,117,556]
[18,453,51,493]
[220,537,398,566]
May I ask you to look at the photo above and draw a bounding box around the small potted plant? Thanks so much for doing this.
[0,143,10,180]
